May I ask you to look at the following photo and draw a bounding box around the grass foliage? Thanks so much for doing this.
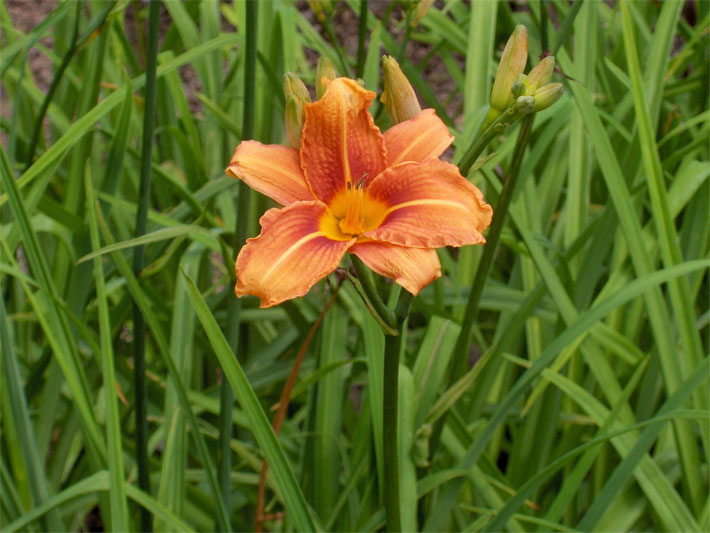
[1,0,708,531]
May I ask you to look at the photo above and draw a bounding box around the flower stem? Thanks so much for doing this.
[25,2,80,171]
[219,1,258,530]
[132,1,161,530]
[351,255,413,531]
[24,2,113,170]
[396,12,413,62]
[351,255,396,330]
[452,114,534,379]
[383,290,412,532]
[457,95,534,177]
[383,332,402,532]
[324,13,350,76]
[356,0,368,78]
[429,114,536,460]
[540,0,550,53]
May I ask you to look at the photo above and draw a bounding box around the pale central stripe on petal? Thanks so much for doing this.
[390,127,438,166]
[383,198,472,218]
[262,231,328,281]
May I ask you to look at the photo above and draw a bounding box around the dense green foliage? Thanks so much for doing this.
[1,0,708,531]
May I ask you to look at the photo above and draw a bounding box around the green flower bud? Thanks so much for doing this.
[532,83,564,111]
[284,94,305,149]
[308,0,333,22]
[413,424,432,468]
[527,56,555,92]
[283,73,310,149]
[381,55,421,124]
[283,72,311,105]
[511,74,528,98]
[315,57,336,99]
[514,94,536,115]
[411,0,435,27]
[489,25,528,117]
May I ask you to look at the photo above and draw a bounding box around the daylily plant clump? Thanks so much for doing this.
[227,63,492,308]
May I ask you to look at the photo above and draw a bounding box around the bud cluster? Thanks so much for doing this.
[484,25,564,129]
[512,56,563,112]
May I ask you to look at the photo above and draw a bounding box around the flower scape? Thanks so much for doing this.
[227,76,493,308]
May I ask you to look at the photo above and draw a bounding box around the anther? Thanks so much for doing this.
[357,173,367,189]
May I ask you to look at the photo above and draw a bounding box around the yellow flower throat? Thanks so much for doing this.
[322,175,388,241]
[338,179,367,235]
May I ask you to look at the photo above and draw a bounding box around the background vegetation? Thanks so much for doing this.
[1,0,708,531]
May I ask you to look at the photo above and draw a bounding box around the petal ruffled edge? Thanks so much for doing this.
[364,160,493,248]
[350,241,441,295]
[384,109,453,166]
[226,141,314,206]
[235,201,354,307]
[300,78,387,205]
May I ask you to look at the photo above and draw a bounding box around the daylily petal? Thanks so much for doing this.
[226,141,313,206]
[300,78,387,204]
[236,201,353,307]
[365,160,492,248]
[384,109,453,166]
[350,241,441,295]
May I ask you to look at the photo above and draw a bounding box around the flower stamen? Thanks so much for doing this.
[339,175,368,236]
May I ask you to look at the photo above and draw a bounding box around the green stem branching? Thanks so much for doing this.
[451,115,534,381]
[457,95,534,177]
[428,114,536,462]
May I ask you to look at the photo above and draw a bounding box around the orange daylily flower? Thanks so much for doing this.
[226,78,492,308]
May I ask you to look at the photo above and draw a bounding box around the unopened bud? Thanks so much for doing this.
[381,55,421,124]
[315,57,336,99]
[532,83,563,111]
[283,73,309,149]
[514,94,536,115]
[489,25,528,118]
[308,0,332,22]
[511,74,528,98]
[285,94,305,148]
[411,0,435,27]
[527,56,555,92]
[283,72,311,105]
